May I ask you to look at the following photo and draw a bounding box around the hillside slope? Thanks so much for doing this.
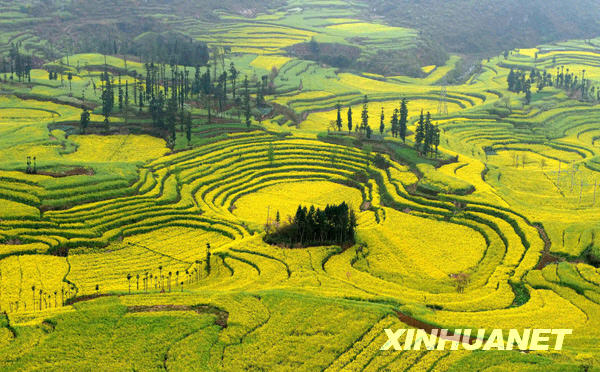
[367,0,600,54]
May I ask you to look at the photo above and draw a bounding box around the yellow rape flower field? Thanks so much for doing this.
[3,3,600,369]
[326,22,408,33]
[250,55,292,71]
[233,180,363,225]
[301,99,462,132]
[65,135,169,163]
[0,255,68,313]
[361,208,487,279]
[421,65,436,74]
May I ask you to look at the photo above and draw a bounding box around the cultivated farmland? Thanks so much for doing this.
[0,0,599,370]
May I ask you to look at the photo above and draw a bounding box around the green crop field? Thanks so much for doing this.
[0,0,599,370]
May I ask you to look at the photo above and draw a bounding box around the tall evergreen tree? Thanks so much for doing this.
[118,86,123,111]
[423,112,433,156]
[507,68,516,92]
[101,80,114,132]
[390,108,399,137]
[399,98,408,143]
[524,80,532,104]
[185,111,192,147]
[379,107,385,135]
[201,67,212,123]
[166,95,178,149]
[267,143,275,165]
[80,108,90,135]
[415,109,425,153]
[229,62,238,101]
[360,95,369,133]
[347,106,353,133]
[433,124,441,157]
[336,103,342,131]
[243,75,251,127]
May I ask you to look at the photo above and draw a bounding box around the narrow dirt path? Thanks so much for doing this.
[534,224,560,270]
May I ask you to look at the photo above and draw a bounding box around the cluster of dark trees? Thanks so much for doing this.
[1,44,33,82]
[291,38,358,70]
[508,66,600,103]
[131,32,210,67]
[414,111,441,157]
[92,53,253,147]
[507,69,533,104]
[265,203,357,247]
[73,32,210,68]
[389,98,409,142]
[25,156,37,174]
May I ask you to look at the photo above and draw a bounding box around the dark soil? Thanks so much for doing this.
[36,166,95,178]
[533,224,560,270]
[128,304,228,327]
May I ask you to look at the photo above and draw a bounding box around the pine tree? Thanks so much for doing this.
[139,89,144,112]
[166,95,178,149]
[243,76,251,127]
[379,107,385,135]
[423,112,433,156]
[267,143,275,165]
[185,111,192,147]
[399,98,408,143]
[118,86,123,111]
[80,108,90,135]
[229,62,238,101]
[336,103,342,131]
[347,106,353,133]
[390,108,399,137]
[507,68,515,92]
[101,80,114,132]
[524,80,532,105]
[415,109,425,153]
[124,81,130,124]
[361,95,369,133]
[433,125,441,157]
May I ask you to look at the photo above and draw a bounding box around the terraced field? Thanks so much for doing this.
[0,1,600,370]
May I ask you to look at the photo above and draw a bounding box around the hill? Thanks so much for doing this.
[367,0,600,55]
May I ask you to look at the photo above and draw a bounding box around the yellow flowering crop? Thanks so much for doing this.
[250,55,292,71]
[232,180,363,225]
[65,135,169,163]
[0,255,68,312]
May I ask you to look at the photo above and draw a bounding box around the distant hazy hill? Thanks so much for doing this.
[367,0,600,54]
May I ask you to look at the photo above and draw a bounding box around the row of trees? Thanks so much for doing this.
[265,203,357,247]
[415,110,441,157]
[1,43,33,82]
[334,96,409,141]
[124,243,211,294]
[508,67,600,103]
[333,97,441,157]
[3,283,77,313]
